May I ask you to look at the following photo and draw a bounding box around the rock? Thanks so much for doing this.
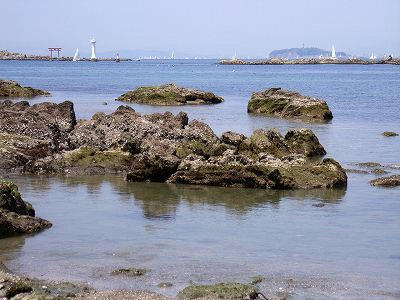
[177,283,257,299]
[371,168,388,175]
[116,83,224,105]
[0,180,51,239]
[370,175,400,187]
[0,101,347,190]
[249,275,264,285]
[111,268,148,277]
[247,87,333,122]
[157,282,173,288]
[356,162,382,168]
[0,79,50,98]
[382,131,398,137]
[312,203,325,207]
[344,169,369,174]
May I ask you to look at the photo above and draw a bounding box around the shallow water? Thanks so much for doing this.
[0,60,399,298]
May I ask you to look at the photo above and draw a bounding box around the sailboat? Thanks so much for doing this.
[369,52,377,60]
[231,52,237,61]
[72,48,80,61]
[116,52,120,62]
[331,45,336,59]
[171,50,175,59]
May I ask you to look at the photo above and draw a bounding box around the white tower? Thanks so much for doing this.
[90,38,97,60]
[331,45,336,59]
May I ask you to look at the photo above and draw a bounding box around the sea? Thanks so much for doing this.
[0,59,399,299]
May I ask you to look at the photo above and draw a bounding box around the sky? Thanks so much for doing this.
[1,0,400,58]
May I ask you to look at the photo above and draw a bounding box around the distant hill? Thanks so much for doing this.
[269,47,348,59]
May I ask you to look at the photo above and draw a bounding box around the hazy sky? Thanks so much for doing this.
[2,0,400,58]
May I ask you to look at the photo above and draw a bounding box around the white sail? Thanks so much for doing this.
[369,52,376,60]
[72,48,80,61]
[331,45,336,59]
[171,50,174,59]
[231,51,237,61]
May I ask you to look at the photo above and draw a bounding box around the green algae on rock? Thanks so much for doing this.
[0,180,52,238]
[247,87,333,122]
[0,79,50,98]
[249,275,264,285]
[177,282,257,299]
[116,83,223,106]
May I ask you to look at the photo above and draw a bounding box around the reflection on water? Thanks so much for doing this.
[1,174,399,299]
[14,175,346,220]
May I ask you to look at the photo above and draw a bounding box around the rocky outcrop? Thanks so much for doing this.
[0,101,347,190]
[0,180,51,238]
[0,79,50,98]
[177,282,257,299]
[116,83,224,105]
[248,87,333,122]
[370,175,400,187]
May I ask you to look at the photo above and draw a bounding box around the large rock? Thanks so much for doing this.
[0,79,50,98]
[0,100,76,171]
[247,87,333,122]
[0,180,51,238]
[116,83,224,105]
[0,101,347,190]
[177,282,257,299]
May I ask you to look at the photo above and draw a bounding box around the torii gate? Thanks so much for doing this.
[48,48,62,59]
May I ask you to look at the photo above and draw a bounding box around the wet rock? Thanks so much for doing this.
[5,280,33,298]
[371,168,388,175]
[382,131,398,137]
[0,79,50,98]
[247,87,333,122]
[116,83,224,105]
[157,282,173,288]
[250,275,264,285]
[111,268,148,277]
[345,169,369,174]
[284,129,326,157]
[356,162,382,168]
[370,175,400,187]
[177,282,257,299]
[0,180,51,238]
[221,131,246,147]
[312,203,325,208]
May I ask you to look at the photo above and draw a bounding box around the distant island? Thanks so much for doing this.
[270,47,347,59]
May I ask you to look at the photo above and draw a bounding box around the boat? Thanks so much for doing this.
[331,45,336,59]
[171,50,174,59]
[72,48,80,61]
[116,52,120,62]
[369,52,377,60]
[231,52,237,61]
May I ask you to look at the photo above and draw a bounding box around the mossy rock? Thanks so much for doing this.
[62,147,132,167]
[116,83,223,106]
[0,79,50,98]
[5,280,33,298]
[110,268,148,277]
[177,282,257,299]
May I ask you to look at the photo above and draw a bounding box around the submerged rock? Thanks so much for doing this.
[249,275,264,285]
[0,180,51,238]
[370,175,400,187]
[177,282,257,299]
[247,87,333,122]
[0,101,347,190]
[111,268,148,277]
[116,83,224,105]
[0,79,50,98]
[355,162,382,168]
[382,131,398,137]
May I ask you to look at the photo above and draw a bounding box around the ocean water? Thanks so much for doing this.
[0,60,399,299]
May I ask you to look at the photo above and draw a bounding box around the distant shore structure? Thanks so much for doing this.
[48,48,62,59]
[369,52,377,60]
[90,38,97,60]
[331,45,336,59]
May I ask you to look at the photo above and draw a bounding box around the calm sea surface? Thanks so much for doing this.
[0,60,399,298]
